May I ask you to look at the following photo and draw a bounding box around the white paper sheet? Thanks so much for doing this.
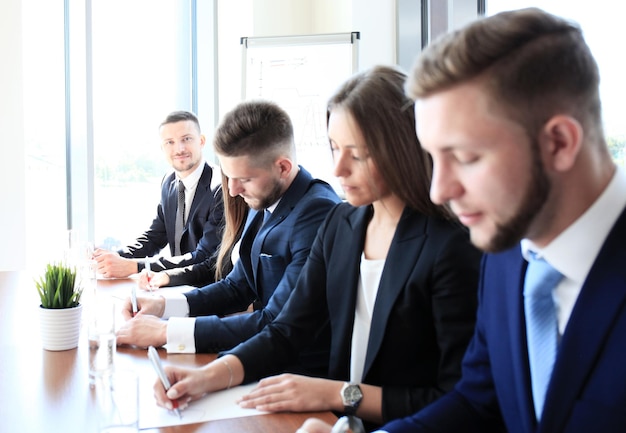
[138,370,265,429]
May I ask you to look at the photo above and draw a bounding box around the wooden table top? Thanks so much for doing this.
[0,270,336,432]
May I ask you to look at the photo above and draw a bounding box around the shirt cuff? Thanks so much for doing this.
[165,317,197,353]
[161,291,190,319]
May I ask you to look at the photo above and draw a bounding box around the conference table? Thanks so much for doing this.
[1,270,337,433]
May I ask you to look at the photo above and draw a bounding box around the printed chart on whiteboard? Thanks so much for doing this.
[241,32,359,195]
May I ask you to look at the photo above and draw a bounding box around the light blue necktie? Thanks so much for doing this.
[524,252,563,421]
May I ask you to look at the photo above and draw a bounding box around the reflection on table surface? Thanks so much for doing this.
[1,271,336,433]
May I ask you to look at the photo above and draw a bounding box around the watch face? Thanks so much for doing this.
[344,384,363,405]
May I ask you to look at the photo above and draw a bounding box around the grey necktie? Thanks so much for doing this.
[174,180,185,256]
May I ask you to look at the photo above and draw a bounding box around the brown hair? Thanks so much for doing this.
[213,100,296,168]
[159,110,201,133]
[214,172,248,280]
[328,65,451,218]
[407,7,604,145]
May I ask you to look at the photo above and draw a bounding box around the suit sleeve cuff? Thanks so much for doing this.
[161,292,190,319]
[165,317,197,353]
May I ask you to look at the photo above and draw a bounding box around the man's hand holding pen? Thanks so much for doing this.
[117,295,168,348]
[137,270,170,291]
[120,294,166,321]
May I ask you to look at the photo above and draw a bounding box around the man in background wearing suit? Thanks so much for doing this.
[93,111,224,282]
[117,100,340,374]
[300,7,626,433]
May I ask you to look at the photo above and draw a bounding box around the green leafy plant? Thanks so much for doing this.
[35,262,82,309]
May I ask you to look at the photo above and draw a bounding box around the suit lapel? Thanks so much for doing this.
[503,251,537,433]
[361,208,427,379]
[249,167,315,284]
[186,163,213,228]
[239,209,263,284]
[540,210,626,433]
[325,206,369,379]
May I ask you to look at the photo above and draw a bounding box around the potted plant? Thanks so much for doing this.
[36,262,84,351]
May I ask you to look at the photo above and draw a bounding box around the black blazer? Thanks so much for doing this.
[229,203,482,427]
[119,163,224,280]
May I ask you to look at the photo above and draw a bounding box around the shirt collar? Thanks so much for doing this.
[521,166,626,284]
[177,159,205,190]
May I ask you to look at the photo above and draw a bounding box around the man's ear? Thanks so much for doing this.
[540,115,583,172]
[275,157,293,179]
[199,134,206,147]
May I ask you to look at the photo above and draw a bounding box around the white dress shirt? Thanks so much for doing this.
[521,166,626,335]
[163,200,280,353]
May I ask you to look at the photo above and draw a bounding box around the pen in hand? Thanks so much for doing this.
[131,283,138,316]
[144,256,154,292]
[148,346,182,418]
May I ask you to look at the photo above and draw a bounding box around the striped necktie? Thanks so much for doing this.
[523,252,563,420]
[174,180,185,256]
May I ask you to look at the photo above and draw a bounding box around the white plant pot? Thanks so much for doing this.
[39,304,83,351]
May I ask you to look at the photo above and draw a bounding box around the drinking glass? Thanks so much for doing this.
[88,299,116,386]
[95,370,139,433]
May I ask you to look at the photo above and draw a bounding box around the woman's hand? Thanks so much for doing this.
[154,356,244,411]
[153,364,208,411]
[237,373,343,413]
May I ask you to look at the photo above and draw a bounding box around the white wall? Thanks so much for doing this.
[216,0,397,122]
[0,0,27,271]
[351,0,396,70]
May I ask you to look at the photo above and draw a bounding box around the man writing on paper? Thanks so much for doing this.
[117,100,340,375]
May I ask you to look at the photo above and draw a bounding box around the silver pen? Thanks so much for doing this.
[144,256,154,292]
[148,346,182,418]
[130,282,138,316]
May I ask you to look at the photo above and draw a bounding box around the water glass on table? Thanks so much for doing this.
[88,299,116,386]
[95,369,139,433]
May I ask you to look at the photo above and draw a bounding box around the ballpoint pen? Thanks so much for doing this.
[148,346,182,419]
[144,256,153,292]
[131,283,138,316]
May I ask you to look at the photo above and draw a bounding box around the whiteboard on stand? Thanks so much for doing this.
[241,32,360,196]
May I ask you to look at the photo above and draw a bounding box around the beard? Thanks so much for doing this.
[485,142,551,252]
[248,177,285,211]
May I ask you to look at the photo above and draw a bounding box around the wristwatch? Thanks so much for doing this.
[340,382,363,415]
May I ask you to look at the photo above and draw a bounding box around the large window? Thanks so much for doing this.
[21,0,214,271]
[487,0,626,166]
[90,0,194,250]
[22,0,67,271]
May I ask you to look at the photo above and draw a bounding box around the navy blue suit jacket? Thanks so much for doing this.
[383,207,626,433]
[229,203,482,427]
[119,163,224,282]
[183,167,340,362]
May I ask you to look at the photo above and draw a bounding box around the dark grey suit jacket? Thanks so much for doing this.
[119,163,224,283]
